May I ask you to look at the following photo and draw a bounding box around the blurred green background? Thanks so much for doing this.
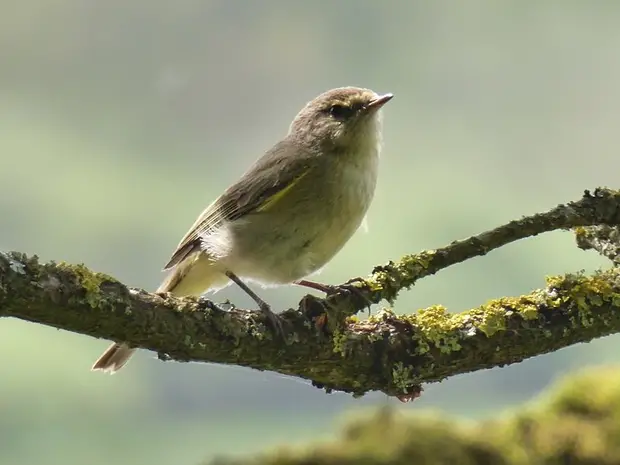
[1,1,620,464]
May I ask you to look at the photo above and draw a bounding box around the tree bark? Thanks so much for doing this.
[2,188,620,399]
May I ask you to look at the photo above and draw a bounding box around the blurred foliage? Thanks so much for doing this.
[2,1,620,464]
[219,366,620,465]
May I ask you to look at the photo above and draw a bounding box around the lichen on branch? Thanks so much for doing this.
[327,187,620,317]
[1,187,620,398]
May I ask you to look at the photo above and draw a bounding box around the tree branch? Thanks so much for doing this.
[576,224,620,265]
[2,187,620,399]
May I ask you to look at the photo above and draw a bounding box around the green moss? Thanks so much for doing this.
[56,262,118,309]
[473,300,508,337]
[391,362,416,393]
[367,250,437,301]
[463,294,540,337]
[402,250,437,271]
[330,267,620,398]
[546,271,620,331]
[332,329,347,356]
[573,226,589,241]
[514,297,541,320]
[414,305,462,354]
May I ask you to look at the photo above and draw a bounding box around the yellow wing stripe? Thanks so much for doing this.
[256,169,310,213]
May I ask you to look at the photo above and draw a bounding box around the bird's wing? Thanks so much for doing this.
[162,139,315,270]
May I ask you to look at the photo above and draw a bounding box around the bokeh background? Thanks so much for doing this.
[2,2,620,464]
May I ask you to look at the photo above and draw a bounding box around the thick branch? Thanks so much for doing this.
[2,187,620,398]
[2,251,620,398]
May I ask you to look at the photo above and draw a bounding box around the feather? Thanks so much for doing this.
[162,139,316,270]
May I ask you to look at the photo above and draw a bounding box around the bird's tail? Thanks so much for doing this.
[91,343,136,374]
[91,252,226,373]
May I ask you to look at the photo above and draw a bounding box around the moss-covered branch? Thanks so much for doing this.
[327,187,620,317]
[2,259,620,398]
[2,187,620,398]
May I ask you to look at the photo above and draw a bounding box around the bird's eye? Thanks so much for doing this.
[328,104,355,119]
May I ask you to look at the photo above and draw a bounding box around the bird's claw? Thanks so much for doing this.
[198,297,224,312]
[259,302,286,339]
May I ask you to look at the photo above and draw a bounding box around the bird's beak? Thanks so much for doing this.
[365,93,394,112]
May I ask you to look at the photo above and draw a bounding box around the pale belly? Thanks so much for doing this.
[217,156,379,285]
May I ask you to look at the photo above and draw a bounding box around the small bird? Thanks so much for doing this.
[92,86,393,373]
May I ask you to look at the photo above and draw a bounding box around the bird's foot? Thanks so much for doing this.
[225,270,286,338]
[197,297,234,312]
[257,300,286,338]
[296,277,373,311]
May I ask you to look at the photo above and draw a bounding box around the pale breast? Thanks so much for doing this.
[301,147,379,270]
[217,134,381,285]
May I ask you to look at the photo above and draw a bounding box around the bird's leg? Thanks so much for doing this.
[294,279,334,294]
[225,271,284,337]
[295,278,374,331]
